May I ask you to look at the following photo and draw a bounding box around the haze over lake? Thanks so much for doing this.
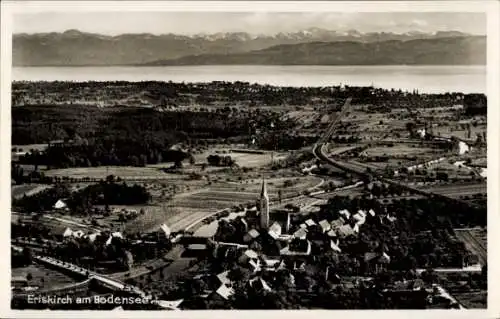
[13,65,486,94]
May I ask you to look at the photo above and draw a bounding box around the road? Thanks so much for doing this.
[314,143,483,209]
[318,97,352,144]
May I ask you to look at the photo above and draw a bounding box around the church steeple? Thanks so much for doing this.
[261,177,268,198]
[260,177,270,229]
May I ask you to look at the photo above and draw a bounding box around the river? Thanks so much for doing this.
[12,65,485,94]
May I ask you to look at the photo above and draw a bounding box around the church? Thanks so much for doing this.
[255,178,292,235]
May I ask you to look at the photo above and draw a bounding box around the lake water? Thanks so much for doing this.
[12,65,486,94]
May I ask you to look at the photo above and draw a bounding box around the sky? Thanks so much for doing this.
[13,12,486,35]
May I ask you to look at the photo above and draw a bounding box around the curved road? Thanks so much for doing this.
[313,143,482,208]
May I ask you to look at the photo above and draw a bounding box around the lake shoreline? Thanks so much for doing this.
[12,65,486,94]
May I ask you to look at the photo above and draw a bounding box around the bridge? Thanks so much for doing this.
[31,254,148,298]
[213,242,249,249]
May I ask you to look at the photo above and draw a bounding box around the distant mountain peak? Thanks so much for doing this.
[63,29,84,36]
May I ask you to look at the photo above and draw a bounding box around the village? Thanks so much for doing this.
[10,81,487,309]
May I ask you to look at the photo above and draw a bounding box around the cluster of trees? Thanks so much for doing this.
[206,155,236,167]
[13,183,72,213]
[464,94,487,115]
[66,177,150,215]
[364,182,405,198]
[11,247,34,268]
[13,178,150,215]
[329,135,361,144]
[19,142,189,169]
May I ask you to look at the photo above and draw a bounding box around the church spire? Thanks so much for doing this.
[261,177,268,198]
[260,177,269,229]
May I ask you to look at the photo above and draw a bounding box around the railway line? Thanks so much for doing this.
[313,97,484,209]
[454,229,487,265]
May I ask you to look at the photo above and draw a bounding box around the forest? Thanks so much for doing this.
[12,104,302,169]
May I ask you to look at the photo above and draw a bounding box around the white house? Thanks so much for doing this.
[268,222,282,240]
[327,229,337,238]
[293,228,307,240]
[457,141,470,155]
[53,199,67,210]
[318,220,331,233]
[63,227,73,238]
[156,299,184,310]
[339,209,350,220]
[216,270,231,285]
[216,284,235,300]
[305,219,316,227]
[88,233,100,242]
[243,229,260,243]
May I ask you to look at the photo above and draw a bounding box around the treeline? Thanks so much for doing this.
[206,155,236,167]
[13,178,150,214]
[67,177,150,215]
[12,105,254,145]
[464,94,487,115]
[19,144,188,169]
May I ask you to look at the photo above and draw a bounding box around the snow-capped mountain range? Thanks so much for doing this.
[13,28,481,66]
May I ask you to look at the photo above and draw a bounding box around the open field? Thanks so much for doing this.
[432,124,486,141]
[43,166,183,180]
[114,205,180,233]
[194,147,288,168]
[282,110,320,127]
[424,161,483,179]
[361,145,437,157]
[12,184,52,199]
[471,157,487,167]
[422,183,487,198]
[342,110,410,140]
[312,187,365,199]
[124,175,322,234]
